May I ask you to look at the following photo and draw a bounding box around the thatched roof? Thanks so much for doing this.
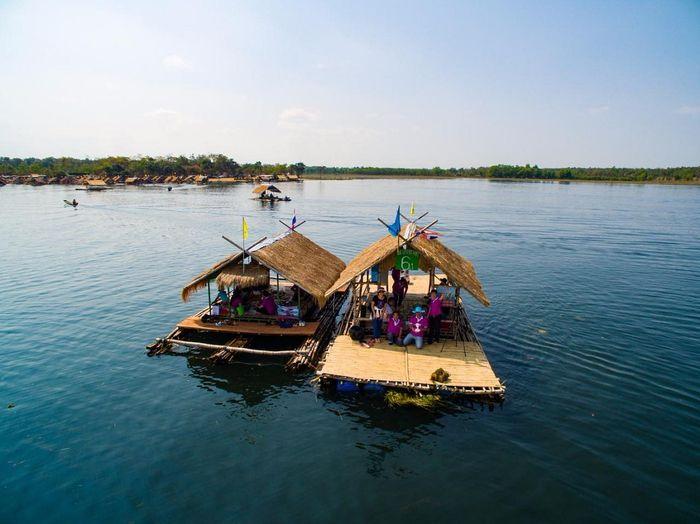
[216,261,270,290]
[252,184,281,194]
[181,230,345,304]
[85,179,107,186]
[324,228,490,306]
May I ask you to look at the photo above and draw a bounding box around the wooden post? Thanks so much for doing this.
[297,286,301,322]
[207,280,212,314]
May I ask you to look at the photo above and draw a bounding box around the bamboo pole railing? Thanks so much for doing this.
[169,338,306,356]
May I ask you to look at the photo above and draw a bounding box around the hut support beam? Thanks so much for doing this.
[207,280,212,314]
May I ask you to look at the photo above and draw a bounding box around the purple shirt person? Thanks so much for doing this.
[387,312,403,345]
[427,289,443,344]
[403,306,428,349]
[257,291,277,315]
[428,294,443,317]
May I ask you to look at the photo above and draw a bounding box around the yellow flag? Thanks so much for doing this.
[242,217,249,240]
[409,202,415,216]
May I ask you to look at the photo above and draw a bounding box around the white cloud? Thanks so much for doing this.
[145,108,180,118]
[587,105,609,115]
[277,107,319,129]
[676,105,700,115]
[162,54,192,71]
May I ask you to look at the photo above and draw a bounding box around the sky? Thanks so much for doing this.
[1,0,699,167]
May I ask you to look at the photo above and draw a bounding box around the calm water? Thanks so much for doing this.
[1,180,699,523]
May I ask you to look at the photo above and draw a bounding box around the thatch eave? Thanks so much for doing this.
[324,229,490,307]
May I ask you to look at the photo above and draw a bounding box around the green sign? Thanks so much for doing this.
[396,249,420,270]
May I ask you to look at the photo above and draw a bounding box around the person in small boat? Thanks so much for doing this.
[72,199,78,207]
[386,309,403,345]
[427,288,443,344]
[370,288,387,340]
[403,305,428,349]
[257,289,277,315]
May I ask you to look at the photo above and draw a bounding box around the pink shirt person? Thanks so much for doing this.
[260,294,276,315]
[428,295,443,317]
[408,314,428,336]
[387,316,403,336]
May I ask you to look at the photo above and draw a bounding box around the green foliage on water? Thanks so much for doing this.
[385,390,444,409]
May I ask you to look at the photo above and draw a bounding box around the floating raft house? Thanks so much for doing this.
[317,221,504,398]
[148,229,348,368]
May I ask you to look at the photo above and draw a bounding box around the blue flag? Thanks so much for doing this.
[387,206,401,237]
[291,210,297,229]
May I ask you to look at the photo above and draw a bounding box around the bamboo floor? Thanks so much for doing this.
[318,335,504,395]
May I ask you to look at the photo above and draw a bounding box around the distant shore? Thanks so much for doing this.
[303,173,700,185]
[2,155,699,187]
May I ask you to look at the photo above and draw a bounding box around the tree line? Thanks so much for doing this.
[0,155,306,179]
[306,164,700,182]
[1,156,697,182]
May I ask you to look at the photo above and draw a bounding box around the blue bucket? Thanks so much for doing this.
[336,380,360,393]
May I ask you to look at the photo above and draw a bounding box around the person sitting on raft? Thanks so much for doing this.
[387,310,403,346]
[370,287,387,341]
[229,288,244,314]
[216,287,229,305]
[402,305,428,349]
[257,289,277,316]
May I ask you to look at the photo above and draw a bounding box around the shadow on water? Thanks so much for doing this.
[180,350,306,407]
[316,391,504,478]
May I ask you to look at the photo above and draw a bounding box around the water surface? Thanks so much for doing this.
[1,180,699,522]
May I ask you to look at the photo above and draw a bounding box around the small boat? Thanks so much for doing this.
[76,186,110,191]
[63,199,79,207]
[251,184,291,202]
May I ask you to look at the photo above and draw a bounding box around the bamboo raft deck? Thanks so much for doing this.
[318,336,503,395]
[316,268,504,398]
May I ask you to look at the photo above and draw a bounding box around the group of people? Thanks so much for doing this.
[213,287,277,317]
[368,283,445,350]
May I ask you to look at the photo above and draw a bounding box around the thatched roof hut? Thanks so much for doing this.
[324,225,490,306]
[181,230,346,305]
[252,184,281,194]
[85,179,107,186]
